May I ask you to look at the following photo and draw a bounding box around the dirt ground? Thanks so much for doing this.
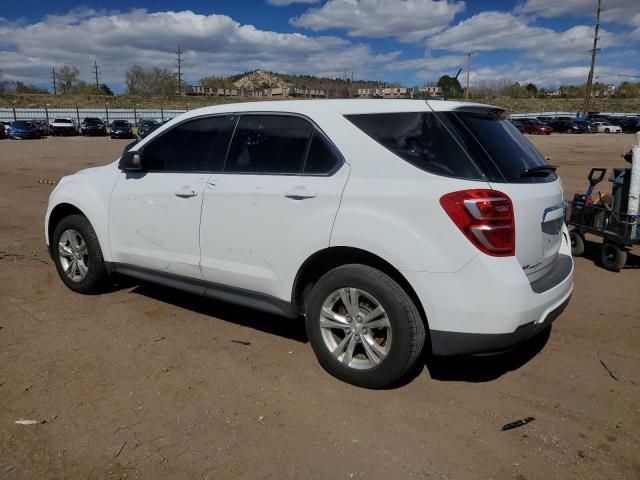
[0,133,638,480]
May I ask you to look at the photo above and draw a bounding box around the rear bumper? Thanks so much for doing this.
[403,232,574,356]
[430,294,570,355]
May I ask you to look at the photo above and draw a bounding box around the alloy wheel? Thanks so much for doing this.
[319,288,392,370]
[58,229,90,282]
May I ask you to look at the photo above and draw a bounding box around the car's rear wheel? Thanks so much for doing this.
[604,128,610,133]
[600,242,627,272]
[52,214,106,293]
[305,264,425,389]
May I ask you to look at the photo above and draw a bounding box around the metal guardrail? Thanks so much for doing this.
[0,107,187,124]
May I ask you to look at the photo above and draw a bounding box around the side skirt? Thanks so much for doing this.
[107,262,297,319]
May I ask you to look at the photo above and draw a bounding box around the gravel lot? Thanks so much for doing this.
[1,133,639,479]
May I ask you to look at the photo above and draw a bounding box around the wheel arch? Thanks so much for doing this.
[292,246,428,328]
[47,203,89,255]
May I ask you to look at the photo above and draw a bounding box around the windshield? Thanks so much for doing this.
[54,119,72,124]
[84,118,103,125]
[113,121,129,127]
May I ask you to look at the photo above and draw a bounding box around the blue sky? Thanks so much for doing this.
[1,0,638,93]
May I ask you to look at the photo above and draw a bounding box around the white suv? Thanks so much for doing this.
[45,100,573,388]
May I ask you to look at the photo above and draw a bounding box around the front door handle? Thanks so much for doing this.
[284,187,317,200]
[174,186,198,198]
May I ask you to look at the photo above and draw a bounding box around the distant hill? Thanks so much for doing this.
[201,69,399,97]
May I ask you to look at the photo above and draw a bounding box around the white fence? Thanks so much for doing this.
[0,107,187,124]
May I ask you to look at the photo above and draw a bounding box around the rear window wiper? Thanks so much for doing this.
[520,165,557,178]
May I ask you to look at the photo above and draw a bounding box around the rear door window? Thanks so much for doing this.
[225,115,313,174]
[303,131,341,174]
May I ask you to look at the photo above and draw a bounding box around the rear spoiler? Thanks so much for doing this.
[425,100,508,120]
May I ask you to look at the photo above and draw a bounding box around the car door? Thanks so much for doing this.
[199,114,349,301]
[109,115,235,279]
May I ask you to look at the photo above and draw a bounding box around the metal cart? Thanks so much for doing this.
[567,168,639,271]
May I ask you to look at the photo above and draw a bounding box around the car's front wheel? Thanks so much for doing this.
[52,214,107,293]
[305,264,426,389]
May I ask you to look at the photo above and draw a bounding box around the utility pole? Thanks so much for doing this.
[51,67,57,95]
[175,46,183,96]
[464,50,478,100]
[583,0,602,114]
[93,60,100,90]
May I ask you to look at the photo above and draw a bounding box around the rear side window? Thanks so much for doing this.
[345,112,484,180]
[225,115,313,174]
[347,112,555,183]
[446,112,555,183]
[143,115,234,172]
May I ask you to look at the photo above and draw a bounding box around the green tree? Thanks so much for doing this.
[14,81,49,94]
[99,84,114,95]
[525,83,538,96]
[437,75,462,98]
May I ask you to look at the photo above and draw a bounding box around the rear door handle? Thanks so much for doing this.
[285,188,317,200]
[174,186,198,198]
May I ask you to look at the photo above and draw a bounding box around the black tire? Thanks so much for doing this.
[604,128,610,133]
[305,264,426,389]
[569,230,585,257]
[599,242,627,272]
[52,214,107,293]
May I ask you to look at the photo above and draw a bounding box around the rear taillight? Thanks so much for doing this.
[440,189,515,256]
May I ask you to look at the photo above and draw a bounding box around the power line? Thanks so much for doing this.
[583,0,601,113]
[175,46,183,96]
[93,60,100,90]
[464,50,478,100]
[51,67,57,95]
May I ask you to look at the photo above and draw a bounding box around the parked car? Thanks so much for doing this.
[8,120,41,139]
[31,119,50,136]
[50,118,78,136]
[80,117,107,136]
[509,119,525,133]
[548,119,586,134]
[137,118,159,137]
[520,118,553,135]
[0,123,6,139]
[590,121,622,133]
[45,100,573,388]
[608,116,639,133]
[110,120,135,139]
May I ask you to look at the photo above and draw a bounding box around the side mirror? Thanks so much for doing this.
[118,150,143,171]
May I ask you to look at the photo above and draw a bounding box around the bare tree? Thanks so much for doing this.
[0,69,8,94]
[125,65,177,96]
[55,66,80,94]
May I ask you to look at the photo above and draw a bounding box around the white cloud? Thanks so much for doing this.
[517,0,639,26]
[291,0,465,42]
[0,8,397,88]
[468,63,640,88]
[426,11,618,64]
[267,0,319,5]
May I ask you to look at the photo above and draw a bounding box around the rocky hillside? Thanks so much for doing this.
[232,70,291,90]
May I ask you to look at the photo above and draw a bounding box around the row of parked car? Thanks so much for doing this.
[0,117,164,140]
[509,114,639,135]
